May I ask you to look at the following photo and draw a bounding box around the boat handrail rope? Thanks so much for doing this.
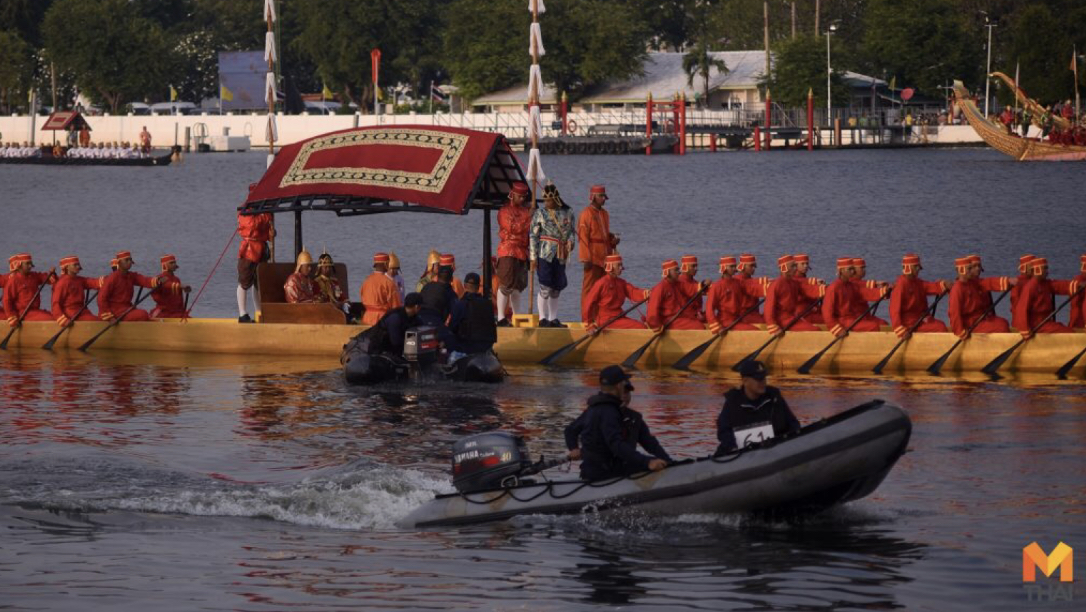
[187,228,238,316]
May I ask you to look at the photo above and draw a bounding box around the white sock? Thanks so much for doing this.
[509,290,522,315]
[547,296,559,321]
[251,285,261,311]
[537,293,547,320]
[237,286,248,317]
[497,291,509,320]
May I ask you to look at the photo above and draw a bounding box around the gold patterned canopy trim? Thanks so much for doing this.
[278,128,469,194]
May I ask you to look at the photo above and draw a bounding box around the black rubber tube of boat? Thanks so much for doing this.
[621,284,709,369]
[872,292,944,374]
[731,296,824,372]
[672,297,765,371]
[926,288,1010,375]
[982,285,1085,378]
[78,288,153,352]
[0,279,51,350]
[797,296,886,374]
[539,296,649,365]
[42,290,98,350]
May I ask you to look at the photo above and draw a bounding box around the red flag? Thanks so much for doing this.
[371,48,381,85]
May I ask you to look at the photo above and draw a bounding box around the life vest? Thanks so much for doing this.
[420,281,454,319]
[456,294,497,345]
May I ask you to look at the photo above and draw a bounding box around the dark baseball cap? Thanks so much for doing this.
[464,272,481,286]
[404,292,422,307]
[738,360,768,380]
[600,365,634,390]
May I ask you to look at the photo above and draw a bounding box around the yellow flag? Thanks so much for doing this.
[376,87,384,101]
[322,82,333,100]
[169,85,178,101]
[221,84,234,102]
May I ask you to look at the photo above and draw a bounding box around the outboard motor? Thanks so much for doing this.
[452,432,533,492]
[403,326,440,380]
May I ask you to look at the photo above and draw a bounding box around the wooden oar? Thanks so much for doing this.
[672,298,765,371]
[926,289,1010,375]
[42,290,98,350]
[0,281,50,350]
[1056,344,1086,380]
[797,297,885,374]
[538,297,648,365]
[78,289,152,352]
[731,297,823,372]
[981,286,1085,378]
[872,293,945,374]
[620,284,708,369]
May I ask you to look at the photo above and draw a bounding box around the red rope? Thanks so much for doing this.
[185,228,238,319]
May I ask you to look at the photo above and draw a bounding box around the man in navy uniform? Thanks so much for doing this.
[716,360,801,454]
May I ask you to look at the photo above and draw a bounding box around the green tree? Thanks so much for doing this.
[1003,4,1074,105]
[0,30,33,114]
[683,40,729,107]
[764,34,848,107]
[0,0,57,48]
[43,0,173,113]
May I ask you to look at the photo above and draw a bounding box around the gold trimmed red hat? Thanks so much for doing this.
[777,254,794,271]
[439,253,456,269]
[160,254,177,270]
[718,255,737,272]
[590,185,608,198]
[680,255,697,272]
[604,254,623,272]
[852,257,867,268]
[738,253,756,266]
[115,250,133,262]
[836,257,853,269]
[1031,257,1048,272]
[954,256,972,274]
[661,259,679,277]
[509,182,529,196]
[9,253,31,270]
[373,252,391,265]
[794,254,810,266]
[1018,254,1036,273]
[60,255,81,269]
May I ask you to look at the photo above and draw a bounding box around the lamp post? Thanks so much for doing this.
[983,14,996,118]
[826,24,836,125]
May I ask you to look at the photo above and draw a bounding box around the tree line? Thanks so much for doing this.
[0,0,1083,114]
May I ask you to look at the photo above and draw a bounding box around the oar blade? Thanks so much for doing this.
[42,333,62,351]
[539,338,582,366]
[671,336,716,371]
[621,339,654,369]
[980,340,1023,376]
[796,351,824,375]
[1055,346,1086,380]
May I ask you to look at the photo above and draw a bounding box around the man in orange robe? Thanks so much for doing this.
[1012,257,1079,336]
[849,257,889,327]
[793,253,825,324]
[582,254,648,332]
[646,260,704,332]
[888,254,947,338]
[734,253,767,323]
[361,253,403,325]
[4,253,56,325]
[676,255,706,327]
[705,256,758,333]
[97,251,159,321]
[577,185,618,312]
[1071,254,1086,329]
[150,255,190,319]
[764,255,823,336]
[947,256,1011,337]
[1010,254,1036,315]
[237,210,275,323]
[496,182,531,325]
[51,255,101,325]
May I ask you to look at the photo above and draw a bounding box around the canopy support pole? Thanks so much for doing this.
[294,210,303,260]
[482,207,493,299]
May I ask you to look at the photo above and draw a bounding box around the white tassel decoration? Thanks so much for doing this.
[529,65,544,103]
[267,153,275,168]
[526,147,546,183]
[266,114,278,143]
[264,0,276,22]
[529,105,543,141]
[265,72,277,104]
[264,32,277,63]
[529,23,545,57]
[529,0,546,15]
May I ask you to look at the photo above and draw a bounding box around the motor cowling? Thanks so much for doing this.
[451,432,532,492]
[403,326,439,362]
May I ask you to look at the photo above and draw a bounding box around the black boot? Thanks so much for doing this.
[238,314,253,323]
[549,319,567,328]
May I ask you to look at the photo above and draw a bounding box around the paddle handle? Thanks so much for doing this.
[982,285,1086,377]
[732,297,822,371]
[1,278,51,349]
[655,283,709,333]
[43,290,99,350]
[79,288,153,351]
[797,296,883,374]
[873,293,945,374]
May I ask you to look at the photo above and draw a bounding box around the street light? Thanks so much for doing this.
[826,23,837,125]
[983,13,996,117]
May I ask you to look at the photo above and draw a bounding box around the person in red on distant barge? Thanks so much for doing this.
[705,255,758,334]
[4,253,57,326]
[764,255,823,336]
[1012,257,1079,337]
[582,254,649,332]
[150,255,191,319]
[646,259,705,332]
[51,255,101,325]
[97,251,161,322]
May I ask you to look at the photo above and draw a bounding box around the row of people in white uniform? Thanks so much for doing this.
[0,143,42,158]
[66,144,149,159]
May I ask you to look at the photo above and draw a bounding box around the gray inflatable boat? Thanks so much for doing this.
[399,400,911,529]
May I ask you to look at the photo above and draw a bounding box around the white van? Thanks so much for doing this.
[150,102,197,115]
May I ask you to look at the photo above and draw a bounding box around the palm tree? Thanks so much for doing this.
[683,39,728,108]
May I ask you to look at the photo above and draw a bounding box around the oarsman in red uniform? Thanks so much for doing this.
[646,260,704,332]
[582,254,649,332]
[1012,257,1079,337]
[496,182,531,326]
[888,254,947,338]
[97,251,160,322]
[1010,254,1036,315]
[361,252,403,325]
[0,267,7,319]
[1071,254,1086,329]
[284,250,320,304]
[705,256,758,333]
[793,253,825,324]
[676,255,706,327]
[51,256,102,325]
[577,185,618,311]
[947,256,1011,337]
[734,253,767,323]
[764,255,823,336]
[823,257,879,336]
[150,255,190,319]
[4,253,57,326]
[849,257,890,326]
[237,210,275,323]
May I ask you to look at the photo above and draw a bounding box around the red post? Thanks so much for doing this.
[679,93,687,155]
[646,93,653,156]
[561,91,568,135]
[807,88,815,151]
[765,89,772,150]
[710,133,717,152]
[753,125,761,151]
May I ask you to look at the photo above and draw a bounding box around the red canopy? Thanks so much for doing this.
[242,125,525,216]
[41,111,91,131]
